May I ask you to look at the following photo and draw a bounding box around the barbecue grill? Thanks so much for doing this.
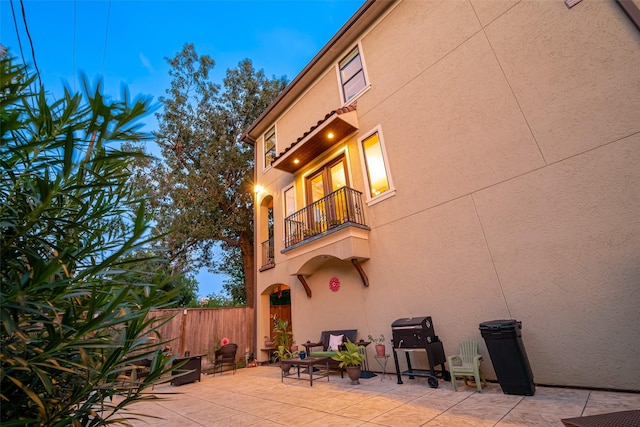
[391,316,450,388]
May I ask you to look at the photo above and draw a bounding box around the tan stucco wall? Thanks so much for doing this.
[254,0,640,391]
[274,70,342,154]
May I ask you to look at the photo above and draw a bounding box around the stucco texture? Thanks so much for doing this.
[474,134,640,389]
[253,0,640,391]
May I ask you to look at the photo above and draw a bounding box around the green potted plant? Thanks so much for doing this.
[331,339,365,384]
[303,228,317,239]
[368,333,386,357]
[275,345,299,374]
[273,319,298,372]
[328,218,343,228]
[273,319,294,351]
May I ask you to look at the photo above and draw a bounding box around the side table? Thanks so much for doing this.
[260,347,277,364]
[374,354,392,380]
[171,354,203,386]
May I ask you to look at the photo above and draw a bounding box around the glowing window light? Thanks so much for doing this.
[362,132,390,198]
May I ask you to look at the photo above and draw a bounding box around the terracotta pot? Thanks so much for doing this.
[346,366,361,385]
[375,344,386,357]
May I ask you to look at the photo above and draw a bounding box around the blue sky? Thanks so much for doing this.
[1,0,363,298]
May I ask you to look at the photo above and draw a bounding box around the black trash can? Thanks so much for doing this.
[479,319,535,396]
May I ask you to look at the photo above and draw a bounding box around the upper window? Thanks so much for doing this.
[359,127,395,203]
[284,186,295,219]
[264,126,276,169]
[339,46,367,103]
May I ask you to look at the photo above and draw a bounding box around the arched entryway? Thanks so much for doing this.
[261,283,292,362]
[269,285,291,331]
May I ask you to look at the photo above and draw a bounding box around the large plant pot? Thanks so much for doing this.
[280,361,291,374]
[375,344,386,357]
[346,366,361,385]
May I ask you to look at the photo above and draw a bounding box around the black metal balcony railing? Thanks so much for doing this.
[260,237,274,269]
[283,186,367,249]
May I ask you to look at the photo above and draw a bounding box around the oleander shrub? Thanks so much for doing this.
[1,54,178,426]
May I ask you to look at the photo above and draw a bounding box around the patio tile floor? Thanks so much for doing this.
[117,365,639,426]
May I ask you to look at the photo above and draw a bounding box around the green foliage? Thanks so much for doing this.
[219,246,246,305]
[368,334,385,344]
[133,43,287,308]
[274,345,298,361]
[119,250,199,308]
[195,292,236,308]
[272,319,297,360]
[331,339,366,368]
[0,54,178,426]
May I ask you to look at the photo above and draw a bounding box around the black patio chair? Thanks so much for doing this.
[212,343,238,376]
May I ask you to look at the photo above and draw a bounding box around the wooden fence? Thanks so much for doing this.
[145,307,255,366]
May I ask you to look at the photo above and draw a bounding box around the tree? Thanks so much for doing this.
[219,246,246,304]
[145,44,287,307]
[121,250,199,308]
[1,54,177,426]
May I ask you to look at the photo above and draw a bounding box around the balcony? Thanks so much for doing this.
[280,187,371,297]
[283,187,368,249]
[259,237,274,271]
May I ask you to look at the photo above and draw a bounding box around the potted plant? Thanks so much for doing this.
[331,339,365,384]
[328,218,343,228]
[273,319,297,372]
[368,333,386,357]
[264,336,274,348]
[275,345,299,373]
[303,228,317,239]
[272,319,294,351]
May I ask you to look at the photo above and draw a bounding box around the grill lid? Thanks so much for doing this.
[391,316,432,329]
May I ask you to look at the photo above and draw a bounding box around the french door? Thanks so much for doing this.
[305,156,349,230]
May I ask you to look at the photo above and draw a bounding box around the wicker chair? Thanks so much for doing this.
[212,343,238,376]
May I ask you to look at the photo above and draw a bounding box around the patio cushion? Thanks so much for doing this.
[328,334,344,350]
[309,350,337,358]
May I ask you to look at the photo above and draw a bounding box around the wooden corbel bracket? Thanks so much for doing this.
[351,259,369,287]
[297,275,312,298]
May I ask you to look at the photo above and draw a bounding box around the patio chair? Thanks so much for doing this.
[212,343,238,376]
[447,340,484,392]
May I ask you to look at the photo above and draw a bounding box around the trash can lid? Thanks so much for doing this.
[479,319,521,330]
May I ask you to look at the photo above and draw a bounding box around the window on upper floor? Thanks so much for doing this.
[358,126,395,204]
[259,195,275,271]
[264,126,276,169]
[284,186,296,219]
[339,45,368,103]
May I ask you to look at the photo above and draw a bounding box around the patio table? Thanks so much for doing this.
[281,357,330,386]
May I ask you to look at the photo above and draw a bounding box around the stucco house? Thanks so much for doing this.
[241,0,640,391]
